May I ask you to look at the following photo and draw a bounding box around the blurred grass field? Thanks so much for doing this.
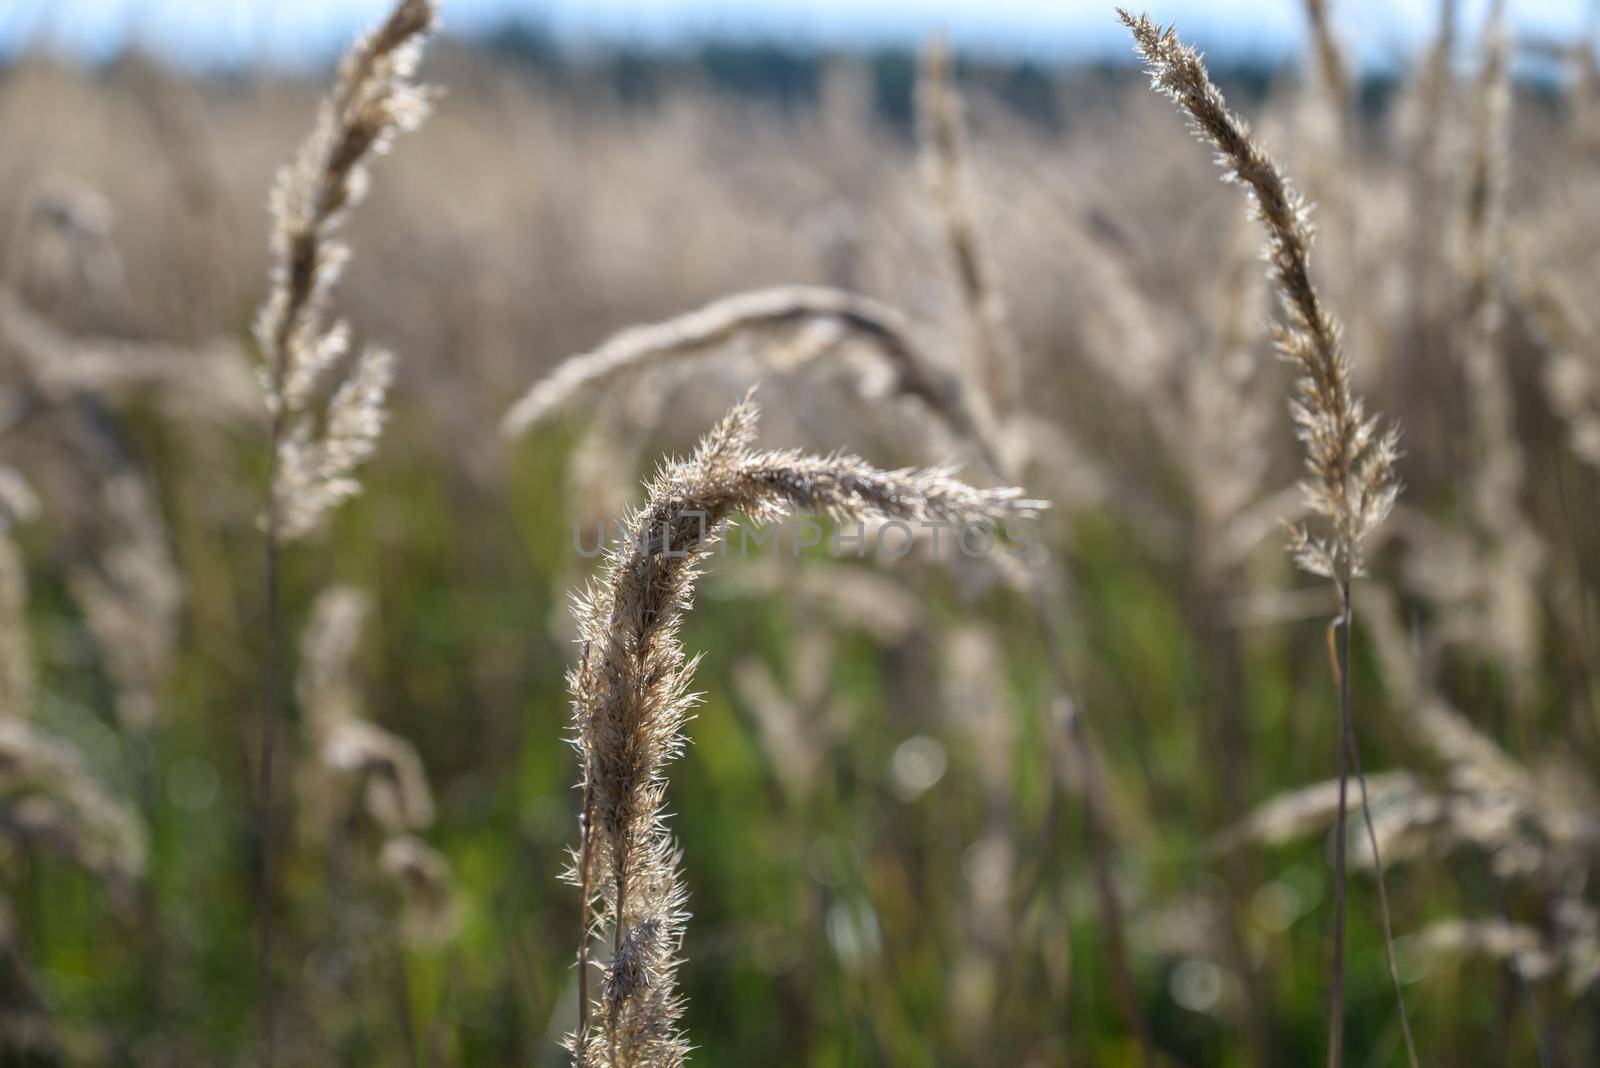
[2,6,1600,1065]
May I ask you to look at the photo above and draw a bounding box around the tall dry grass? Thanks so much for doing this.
[1,0,1600,1063]
[1119,9,1409,1066]
[249,0,437,1060]
[564,391,1040,1063]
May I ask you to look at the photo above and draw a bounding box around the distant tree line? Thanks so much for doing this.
[474,21,1370,132]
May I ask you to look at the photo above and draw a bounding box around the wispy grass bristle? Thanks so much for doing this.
[1119,9,1398,585]
[254,0,437,542]
[1121,10,1410,1066]
[916,38,1023,423]
[565,390,1041,1065]
[500,285,1001,468]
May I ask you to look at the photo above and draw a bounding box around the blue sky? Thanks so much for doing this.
[0,1,1593,69]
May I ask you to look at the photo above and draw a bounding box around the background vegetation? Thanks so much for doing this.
[1,3,1598,1064]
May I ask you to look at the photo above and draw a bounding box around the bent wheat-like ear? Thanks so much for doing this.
[500,285,1005,470]
[565,389,1041,1066]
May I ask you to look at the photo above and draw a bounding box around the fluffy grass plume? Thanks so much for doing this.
[501,284,1002,469]
[1458,0,1544,715]
[566,390,1040,1065]
[0,488,145,898]
[916,37,1023,424]
[1120,10,1407,1067]
[1118,10,1398,587]
[297,586,457,946]
[249,2,437,1060]
[0,284,256,423]
[298,587,436,841]
[254,0,437,541]
[1526,261,1600,468]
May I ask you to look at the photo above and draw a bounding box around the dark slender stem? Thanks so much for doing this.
[1343,688,1421,1068]
[257,409,285,1068]
[1192,556,1274,1068]
[1065,701,1151,1068]
[1486,876,1555,1068]
[131,726,169,1033]
[1327,582,1352,1068]
[393,935,421,1068]
[1552,445,1599,749]
[989,718,1066,1050]
[1027,578,1151,1068]
[972,514,1148,1063]
[425,949,461,1068]
[257,525,281,1067]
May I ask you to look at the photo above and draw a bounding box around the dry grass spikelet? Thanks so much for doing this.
[1427,905,1600,998]
[0,367,184,729]
[730,645,837,807]
[0,285,258,425]
[1399,0,1460,390]
[916,37,1023,423]
[1226,673,1600,994]
[1419,919,1555,980]
[566,390,1041,1065]
[379,833,461,948]
[501,285,1003,471]
[298,586,438,839]
[1363,589,1598,859]
[1452,0,1544,709]
[252,9,440,1028]
[254,0,437,541]
[64,466,182,729]
[1302,0,1351,112]
[718,558,925,646]
[1122,11,1410,1064]
[1119,8,1399,586]
[1460,0,1510,315]
[1358,590,1600,991]
[321,718,436,834]
[0,737,147,903]
[0,472,38,719]
[1522,261,1600,467]
[294,587,458,950]
[297,585,370,729]
[0,514,146,902]
[1179,222,1278,560]
[1224,766,1530,877]
[1218,770,1427,853]
[0,739,144,897]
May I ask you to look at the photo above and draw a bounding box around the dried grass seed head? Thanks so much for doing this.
[566,390,1041,1065]
[254,0,436,542]
[1119,8,1400,584]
